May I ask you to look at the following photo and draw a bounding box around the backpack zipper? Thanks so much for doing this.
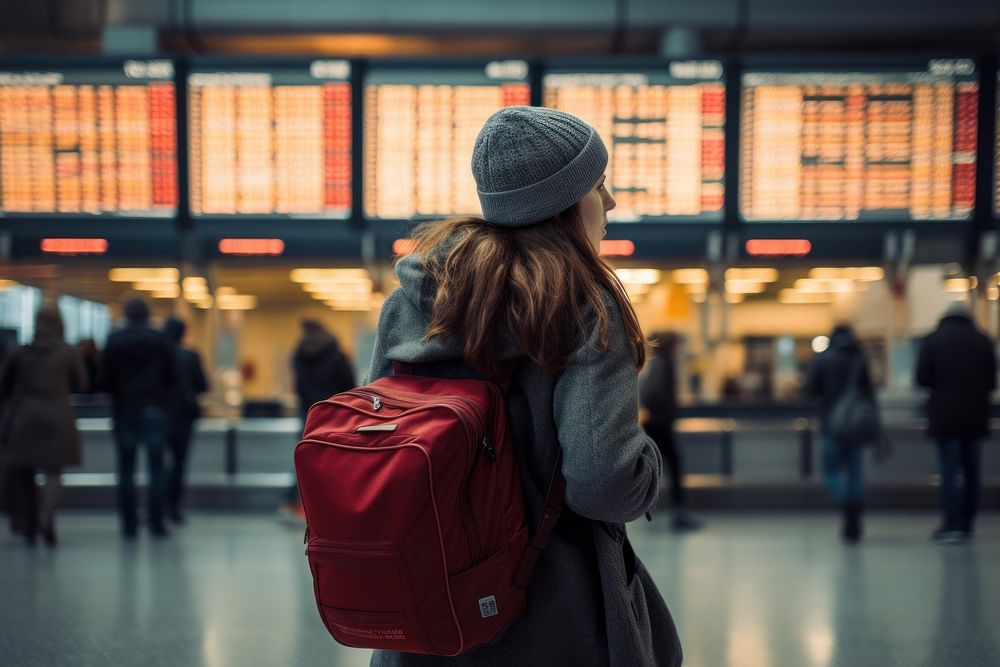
[324,389,485,563]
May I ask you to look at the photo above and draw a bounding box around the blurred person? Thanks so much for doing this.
[365,107,679,665]
[0,307,85,546]
[162,317,208,525]
[76,339,101,394]
[916,301,996,544]
[281,319,355,520]
[100,298,175,538]
[639,331,702,531]
[805,324,874,543]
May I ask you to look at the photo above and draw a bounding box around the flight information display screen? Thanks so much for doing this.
[188,60,351,219]
[543,60,726,222]
[363,61,531,220]
[0,60,177,217]
[740,59,979,222]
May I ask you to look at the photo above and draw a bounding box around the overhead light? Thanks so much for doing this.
[724,293,745,304]
[109,268,179,283]
[133,281,179,292]
[151,290,180,299]
[725,268,778,282]
[944,278,975,293]
[303,279,373,294]
[615,269,661,285]
[809,267,885,282]
[182,277,208,293]
[989,286,999,301]
[794,278,861,294]
[725,280,767,294]
[216,286,237,296]
[290,268,369,283]
[623,283,651,296]
[779,289,833,304]
[672,268,708,285]
[216,294,257,310]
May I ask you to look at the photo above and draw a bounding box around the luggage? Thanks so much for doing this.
[295,362,563,656]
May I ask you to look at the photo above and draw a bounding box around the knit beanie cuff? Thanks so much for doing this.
[476,129,609,227]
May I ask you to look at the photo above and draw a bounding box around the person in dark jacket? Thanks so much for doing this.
[100,297,176,538]
[163,317,208,525]
[281,319,355,519]
[639,331,702,531]
[0,307,86,546]
[804,324,874,542]
[916,301,997,543]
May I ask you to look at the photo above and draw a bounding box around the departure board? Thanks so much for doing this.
[543,61,726,222]
[364,61,531,220]
[0,60,177,217]
[188,60,351,218]
[741,59,979,222]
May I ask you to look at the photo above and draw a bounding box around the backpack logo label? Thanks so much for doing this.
[479,595,499,618]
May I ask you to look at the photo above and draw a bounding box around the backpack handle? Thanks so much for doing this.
[391,359,518,393]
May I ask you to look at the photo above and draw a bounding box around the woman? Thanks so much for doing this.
[804,324,874,542]
[0,307,86,546]
[367,107,681,666]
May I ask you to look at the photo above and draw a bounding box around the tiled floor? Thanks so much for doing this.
[1,511,997,666]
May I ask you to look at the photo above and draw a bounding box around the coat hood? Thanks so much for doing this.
[829,327,859,351]
[297,326,341,361]
[371,252,522,377]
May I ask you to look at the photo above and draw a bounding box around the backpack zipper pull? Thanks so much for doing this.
[482,436,496,462]
[372,396,382,411]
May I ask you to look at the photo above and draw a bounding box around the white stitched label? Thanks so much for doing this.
[478,595,498,618]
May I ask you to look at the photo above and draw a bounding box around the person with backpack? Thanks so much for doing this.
[0,307,86,546]
[162,317,208,525]
[804,324,876,543]
[354,106,679,665]
[916,301,997,544]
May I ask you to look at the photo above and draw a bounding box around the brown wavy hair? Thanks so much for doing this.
[411,206,645,378]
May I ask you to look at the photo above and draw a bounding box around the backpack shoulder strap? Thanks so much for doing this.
[513,450,566,590]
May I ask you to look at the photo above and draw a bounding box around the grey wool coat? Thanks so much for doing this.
[365,252,682,667]
[0,340,85,468]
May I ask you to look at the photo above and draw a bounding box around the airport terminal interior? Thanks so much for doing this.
[2,0,1000,665]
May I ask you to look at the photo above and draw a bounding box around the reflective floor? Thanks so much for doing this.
[1,511,997,666]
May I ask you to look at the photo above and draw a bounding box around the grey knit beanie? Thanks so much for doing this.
[471,106,608,227]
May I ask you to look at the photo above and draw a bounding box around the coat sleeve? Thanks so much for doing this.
[69,346,87,394]
[98,342,114,394]
[191,351,209,395]
[915,337,933,389]
[553,297,662,523]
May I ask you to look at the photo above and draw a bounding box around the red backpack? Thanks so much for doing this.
[295,362,564,656]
